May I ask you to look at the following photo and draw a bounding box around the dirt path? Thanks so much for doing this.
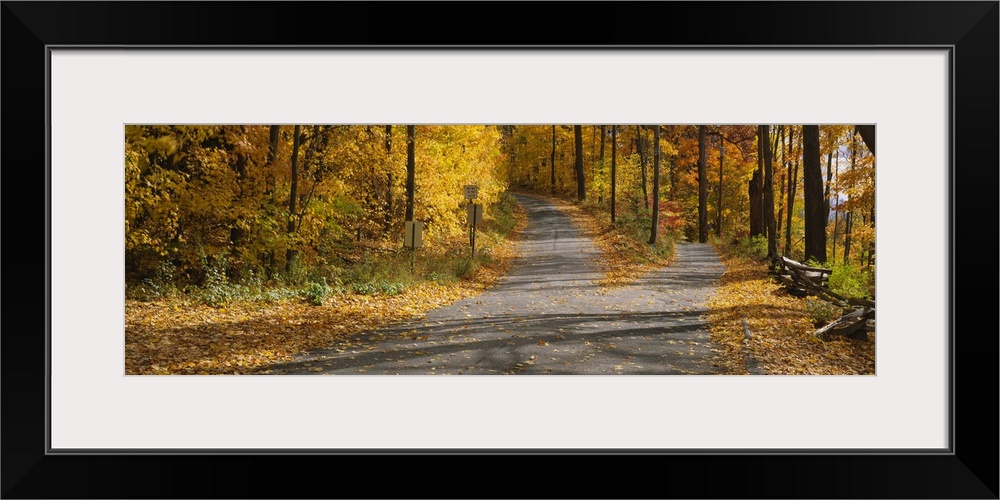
[261,194,726,375]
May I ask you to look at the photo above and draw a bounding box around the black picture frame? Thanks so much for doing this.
[3,2,996,498]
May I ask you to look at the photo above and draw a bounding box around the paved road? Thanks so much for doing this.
[262,193,726,375]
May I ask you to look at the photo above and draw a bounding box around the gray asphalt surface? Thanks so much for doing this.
[262,193,726,375]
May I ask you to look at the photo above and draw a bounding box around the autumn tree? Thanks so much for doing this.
[611,125,618,223]
[598,125,606,203]
[843,212,853,263]
[749,139,764,237]
[125,123,509,292]
[824,150,834,225]
[802,125,826,262]
[637,126,649,211]
[770,127,784,248]
[698,125,708,243]
[760,125,778,260]
[384,125,394,234]
[405,125,415,222]
[716,130,724,236]
[285,125,302,270]
[836,127,875,266]
[574,125,585,201]
[784,126,798,256]
[550,125,557,195]
[649,125,661,244]
[831,148,840,263]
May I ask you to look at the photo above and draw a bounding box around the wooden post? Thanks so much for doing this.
[472,206,478,257]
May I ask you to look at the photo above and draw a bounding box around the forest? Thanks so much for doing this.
[125,124,876,375]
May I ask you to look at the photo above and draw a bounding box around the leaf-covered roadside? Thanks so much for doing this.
[705,245,875,375]
[125,202,527,375]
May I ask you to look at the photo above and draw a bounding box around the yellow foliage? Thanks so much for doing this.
[125,125,509,282]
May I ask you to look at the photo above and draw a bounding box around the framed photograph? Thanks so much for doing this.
[3,2,996,498]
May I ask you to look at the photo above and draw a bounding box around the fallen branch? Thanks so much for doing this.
[814,307,875,341]
[740,316,765,374]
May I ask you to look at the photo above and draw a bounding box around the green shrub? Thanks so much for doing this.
[826,261,874,300]
[805,298,841,326]
[302,278,333,306]
[128,261,178,301]
[237,265,264,289]
[352,281,404,296]
[733,235,768,261]
[199,254,233,306]
[195,252,299,306]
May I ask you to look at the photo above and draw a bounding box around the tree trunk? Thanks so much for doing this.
[776,171,785,237]
[637,125,648,210]
[598,125,605,204]
[785,126,797,255]
[855,125,875,156]
[649,125,661,244]
[229,144,249,246]
[776,126,785,237]
[831,149,839,263]
[749,171,763,237]
[824,150,834,232]
[268,125,281,164]
[286,125,301,272]
[405,125,415,222]
[611,125,618,223]
[761,125,777,259]
[717,132,724,237]
[698,125,709,243]
[384,125,393,234]
[263,125,281,274]
[574,125,585,201]
[749,134,763,237]
[824,150,833,201]
[843,211,853,264]
[842,131,859,263]
[802,125,826,263]
[505,125,516,186]
[550,125,556,195]
[844,128,863,264]
[667,127,676,200]
[265,125,281,195]
[860,214,869,265]
[590,125,597,182]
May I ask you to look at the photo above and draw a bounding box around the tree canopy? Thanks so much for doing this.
[126,124,874,287]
